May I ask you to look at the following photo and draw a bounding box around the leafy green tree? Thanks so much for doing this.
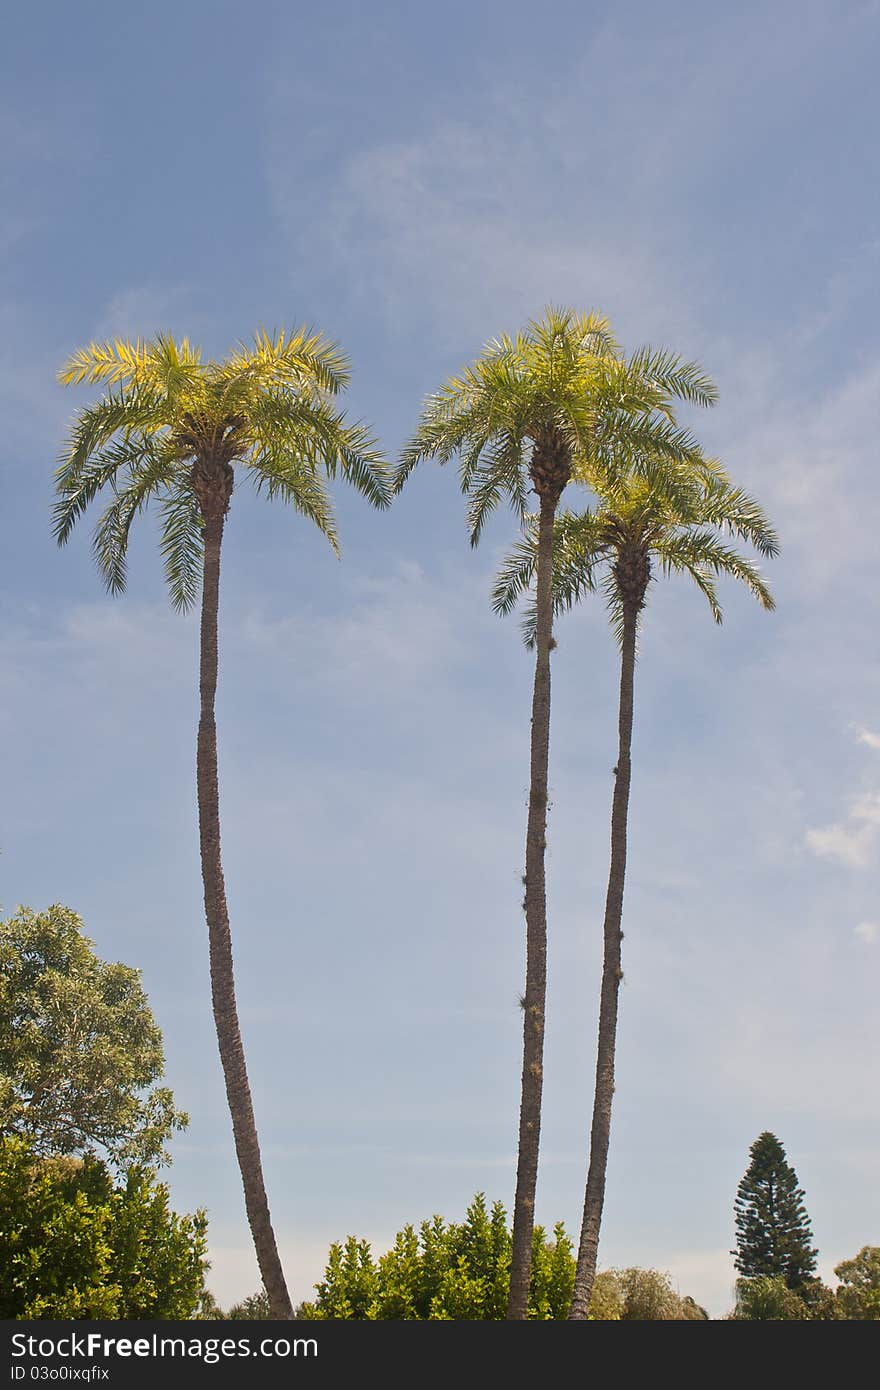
[592,1267,709,1320]
[0,1136,206,1318]
[397,309,715,1316]
[495,462,776,1317]
[733,1132,818,1289]
[296,1194,704,1320]
[797,1279,839,1319]
[298,1193,573,1320]
[733,1274,809,1320]
[833,1246,880,1320]
[55,329,390,1317]
[0,904,186,1165]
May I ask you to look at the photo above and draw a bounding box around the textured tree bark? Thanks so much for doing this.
[197,510,294,1320]
[507,489,558,1320]
[568,597,638,1319]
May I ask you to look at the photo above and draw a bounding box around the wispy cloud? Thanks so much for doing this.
[806,792,880,869]
[854,921,878,944]
[805,726,880,868]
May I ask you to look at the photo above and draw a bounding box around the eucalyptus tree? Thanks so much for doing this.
[396,309,716,1317]
[494,463,777,1317]
[54,329,390,1317]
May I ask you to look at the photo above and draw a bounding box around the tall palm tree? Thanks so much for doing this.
[54,329,390,1317]
[396,309,717,1317]
[493,462,778,1318]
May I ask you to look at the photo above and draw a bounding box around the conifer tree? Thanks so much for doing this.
[733,1132,818,1288]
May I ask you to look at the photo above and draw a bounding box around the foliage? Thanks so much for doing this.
[0,904,187,1166]
[227,1291,272,1319]
[296,1195,703,1320]
[295,1195,564,1320]
[796,1278,839,1319]
[733,1132,818,1289]
[0,1136,207,1318]
[493,465,777,647]
[733,1275,810,1320]
[195,1289,225,1319]
[396,306,716,544]
[733,1253,880,1320]
[833,1246,880,1320]
[55,328,390,609]
[591,1268,709,1320]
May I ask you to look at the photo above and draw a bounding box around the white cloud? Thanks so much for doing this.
[854,921,878,944]
[806,791,880,868]
[856,726,880,750]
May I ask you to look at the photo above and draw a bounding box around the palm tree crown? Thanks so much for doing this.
[493,463,778,639]
[54,327,390,599]
[395,307,718,529]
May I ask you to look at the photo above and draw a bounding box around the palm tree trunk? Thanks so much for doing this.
[507,491,557,1320]
[568,598,638,1319]
[197,510,294,1320]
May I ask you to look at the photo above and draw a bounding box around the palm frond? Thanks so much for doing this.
[493,508,606,643]
[601,567,631,649]
[58,338,152,387]
[657,530,775,611]
[224,326,351,397]
[158,486,204,612]
[697,478,780,558]
[90,449,176,594]
[54,433,165,546]
[466,434,529,547]
[325,420,391,510]
[249,449,339,555]
[248,393,390,510]
[491,530,540,617]
[626,347,719,409]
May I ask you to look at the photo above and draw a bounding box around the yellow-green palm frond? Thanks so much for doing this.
[222,325,351,397]
[59,337,154,387]
[59,334,204,397]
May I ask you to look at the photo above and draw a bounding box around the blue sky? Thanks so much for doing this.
[1,0,878,1316]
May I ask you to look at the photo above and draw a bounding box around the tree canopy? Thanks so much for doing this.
[493,460,777,645]
[0,1136,206,1318]
[293,1193,706,1320]
[0,904,186,1166]
[833,1246,880,1320]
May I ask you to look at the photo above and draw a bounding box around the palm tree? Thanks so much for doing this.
[54,328,390,1317]
[493,461,778,1318]
[395,309,717,1317]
